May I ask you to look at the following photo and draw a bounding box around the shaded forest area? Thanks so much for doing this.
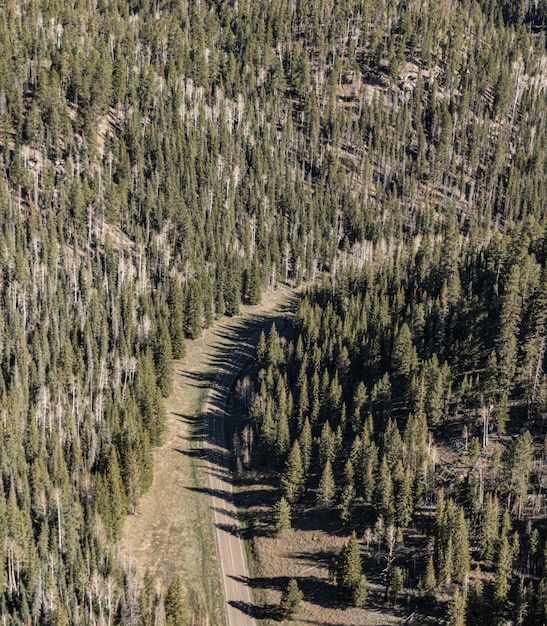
[0,0,547,622]
[239,226,547,622]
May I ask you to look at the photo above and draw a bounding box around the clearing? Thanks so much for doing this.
[120,287,299,623]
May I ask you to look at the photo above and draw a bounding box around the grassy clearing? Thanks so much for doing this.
[120,287,298,624]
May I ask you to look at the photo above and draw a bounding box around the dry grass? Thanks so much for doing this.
[238,478,412,626]
[120,287,299,622]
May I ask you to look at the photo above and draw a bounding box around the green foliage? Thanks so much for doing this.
[2,0,547,618]
[279,578,303,620]
[389,566,403,605]
[479,493,499,562]
[165,574,189,626]
[469,437,481,462]
[95,447,127,542]
[273,497,292,536]
[334,532,367,607]
[154,318,174,397]
[422,556,437,600]
[447,586,466,626]
[494,535,513,607]
[280,441,305,504]
[317,459,336,509]
[502,431,533,519]
[169,281,186,359]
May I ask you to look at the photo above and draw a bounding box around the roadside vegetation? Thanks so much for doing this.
[0,0,547,622]
[233,234,547,623]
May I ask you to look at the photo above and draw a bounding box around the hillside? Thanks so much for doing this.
[0,0,546,623]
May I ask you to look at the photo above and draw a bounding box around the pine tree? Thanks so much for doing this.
[267,323,284,369]
[479,493,499,562]
[165,574,188,626]
[493,392,510,435]
[389,566,403,606]
[279,579,303,620]
[493,535,513,621]
[469,436,480,462]
[395,465,414,528]
[299,417,313,474]
[273,497,292,536]
[185,280,202,339]
[256,331,267,366]
[339,459,356,525]
[318,421,336,467]
[168,281,186,359]
[276,408,290,461]
[447,586,466,626]
[422,556,437,601]
[261,403,277,454]
[374,457,395,523]
[466,566,485,625]
[335,531,367,606]
[280,441,305,504]
[154,318,174,397]
[392,322,417,380]
[95,446,127,542]
[139,569,158,626]
[136,349,167,446]
[502,430,533,519]
[353,575,369,608]
[453,508,470,584]
[246,254,262,305]
[317,459,336,509]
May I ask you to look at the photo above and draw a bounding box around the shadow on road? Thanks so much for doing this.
[228,599,279,620]
[228,574,348,610]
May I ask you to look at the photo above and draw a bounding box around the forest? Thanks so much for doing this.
[0,0,546,622]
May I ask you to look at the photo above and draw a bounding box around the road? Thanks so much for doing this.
[121,287,298,624]
[203,311,293,625]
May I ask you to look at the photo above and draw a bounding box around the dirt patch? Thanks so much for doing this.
[120,287,299,621]
[252,527,361,625]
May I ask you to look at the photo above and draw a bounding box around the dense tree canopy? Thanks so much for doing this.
[1,0,547,621]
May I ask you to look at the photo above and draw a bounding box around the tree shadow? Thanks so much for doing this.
[215,520,270,539]
[180,370,216,388]
[185,485,233,504]
[229,574,346,610]
[172,447,206,459]
[228,600,279,620]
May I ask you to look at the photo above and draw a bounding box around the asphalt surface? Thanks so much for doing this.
[204,328,273,626]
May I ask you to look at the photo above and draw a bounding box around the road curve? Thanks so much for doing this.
[204,319,290,625]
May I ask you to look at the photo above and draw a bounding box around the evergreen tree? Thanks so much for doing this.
[389,566,403,606]
[273,497,292,536]
[317,459,336,509]
[479,493,499,562]
[447,586,467,626]
[168,281,186,359]
[334,532,367,607]
[339,459,356,525]
[493,535,513,620]
[267,323,284,369]
[185,281,202,339]
[279,578,303,620]
[154,318,174,397]
[165,574,188,626]
[246,254,262,306]
[299,417,313,474]
[452,508,470,584]
[95,446,127,542]
[466,567,485,625]
[280,441,305,504]
[256,331,267,366]
[374,457,395,523]
[422,556,437,601]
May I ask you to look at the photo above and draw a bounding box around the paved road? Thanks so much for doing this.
[204,319,290,625]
